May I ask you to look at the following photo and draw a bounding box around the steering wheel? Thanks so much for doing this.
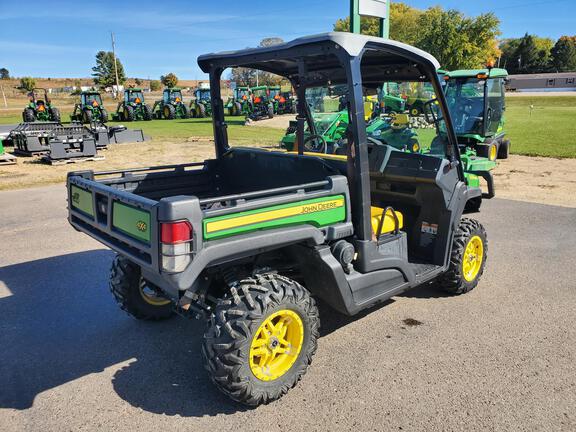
[303,134,328,153]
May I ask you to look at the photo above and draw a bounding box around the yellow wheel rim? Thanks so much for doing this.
[139,282,171,306]
[489,144,497,161]
[463,235,484,282]
[163,106,170,117]
[249,309,304,381]
[411,108,419,116]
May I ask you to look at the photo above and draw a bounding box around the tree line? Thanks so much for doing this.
[334,2,576,74]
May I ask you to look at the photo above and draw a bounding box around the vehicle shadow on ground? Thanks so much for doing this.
[0,250,246,417]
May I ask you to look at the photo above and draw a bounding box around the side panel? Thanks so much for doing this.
[203,195,346,240]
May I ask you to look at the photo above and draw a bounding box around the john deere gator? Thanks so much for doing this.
[444,68,510,161]
[153,88,189,119]
[112,88,153,122]
[22,88,61,123]
[70,91,108,124]
[67,33,491,407]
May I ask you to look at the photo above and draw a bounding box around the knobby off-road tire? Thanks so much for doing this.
[109,255,174,320]
[197,103,207,118]
[438,218,487,295]
[202,273,320,406]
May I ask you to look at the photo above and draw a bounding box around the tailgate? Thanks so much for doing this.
[68,175,160,269]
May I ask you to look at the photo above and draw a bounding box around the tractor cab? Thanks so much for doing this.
[125,89,145,105]
[81,92,103,108]
[163,88,184,104]
[269,86,281,100]
[234,87,251,101]
[251,86,270,103]
[194,88,211,101]
[444,68,509,160]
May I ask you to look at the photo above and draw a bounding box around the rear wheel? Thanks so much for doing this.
[197,104,207,118]
[478,142,498,161]
[109,255,174,320]
[82,108,93,123]
[180,104,189,119]
[202,273,320,406]
[163,104,176,120]
[50,107,61,123]
[438,218,487,295]
[100,108,109,123]
[23,108,35,122]
[498,139,510,159]
[142,104,153,121]
[123,105,135,121]
[234,102,243,116]
[268,104,274,119]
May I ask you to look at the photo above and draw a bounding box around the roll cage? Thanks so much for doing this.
[198,32,463,242]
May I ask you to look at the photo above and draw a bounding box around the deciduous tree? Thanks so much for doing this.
[160,73,178,88]
[550,36,576,72]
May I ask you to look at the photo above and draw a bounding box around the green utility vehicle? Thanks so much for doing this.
[67,33,489,407]
[226,86,252,116]
[444,68,510,160]
[153,88,189,119]
[189,88,212,118]
[250,85,275,120]
[22,88,61,123]
[112,88,153,122]
[70,91,109,124]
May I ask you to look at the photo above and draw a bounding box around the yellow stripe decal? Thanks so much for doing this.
[205,197,345,233]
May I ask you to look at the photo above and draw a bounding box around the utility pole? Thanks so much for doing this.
[111,32,120,99]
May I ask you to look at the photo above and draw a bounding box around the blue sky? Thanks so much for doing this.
[1,0,574,79]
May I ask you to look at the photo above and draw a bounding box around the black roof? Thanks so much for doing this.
[198,32,440,84]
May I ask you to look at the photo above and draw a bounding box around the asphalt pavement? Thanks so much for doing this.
[0,185,575,431]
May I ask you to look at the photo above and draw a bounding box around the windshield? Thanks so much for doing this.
[170,91,183,101]
[300,80,448,159]
[126,91,144,103]
[196,90,210,101]
[84,93,102,106]
[445,78,485,135]
[235,89,250,99]
[269,88,280,98]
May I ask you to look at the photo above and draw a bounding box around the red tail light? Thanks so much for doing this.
[161,221,192,244]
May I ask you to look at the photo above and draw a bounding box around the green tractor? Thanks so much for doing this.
[225,86,252,116]
[189,88,212,118]
[444,68,510,161]
[22,88,61,123]
[70,91,108,124]
[276,91,297,115]
[153,88,189,120]
[250,85,275,120]
[268,85,282,114]
[0,138,17,165]
[112,88,153,122]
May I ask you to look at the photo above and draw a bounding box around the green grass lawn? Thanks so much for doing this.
[506,96,576,158]
[1,95,574,157]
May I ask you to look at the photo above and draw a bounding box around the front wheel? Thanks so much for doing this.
[438,218,487,294]
[202,273,320,406]
[50,107,61,123]
[109,255,174,320]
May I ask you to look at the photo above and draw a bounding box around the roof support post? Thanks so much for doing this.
[209,67,229,158]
